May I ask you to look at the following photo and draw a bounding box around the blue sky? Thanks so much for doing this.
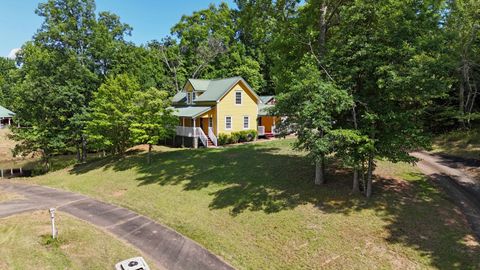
[0,0,236,57]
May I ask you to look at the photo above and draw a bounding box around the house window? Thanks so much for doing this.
[225,116,232,130]
[235,91,242,105]
[186,92,192,104]
[208,118,213,128]
[243,116,249,129]
[192,92,196,101]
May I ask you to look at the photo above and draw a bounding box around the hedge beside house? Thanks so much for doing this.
[218,130,258,145]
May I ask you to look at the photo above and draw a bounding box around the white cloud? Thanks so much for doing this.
[7,48,21,59]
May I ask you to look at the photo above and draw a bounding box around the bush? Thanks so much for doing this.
[218,133,229,145]
[230,132,240,144]
[218,130,258,146]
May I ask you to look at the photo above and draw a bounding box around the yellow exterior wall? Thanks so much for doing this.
[216,81,259,135]
[185,82,194,92]
[198,106,218,135]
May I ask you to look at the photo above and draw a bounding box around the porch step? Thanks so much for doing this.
[265,133,275,139]
[206,138,214,147]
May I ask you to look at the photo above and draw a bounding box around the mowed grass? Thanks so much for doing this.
[0,211,156,269]
[432,128,480,160]
[27,139,480,269]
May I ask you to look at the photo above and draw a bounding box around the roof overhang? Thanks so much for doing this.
[173,106,212,118]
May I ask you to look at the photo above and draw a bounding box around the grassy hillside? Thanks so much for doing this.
[0,128,16,161]
[25,139,480,269]
[432,129,480,160]
[0,210,156,269]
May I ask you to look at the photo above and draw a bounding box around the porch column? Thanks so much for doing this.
[181,117,185,147]
[8,118,11,126]
[193,117,198,149]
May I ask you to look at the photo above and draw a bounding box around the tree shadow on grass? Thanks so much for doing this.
[70,143,480,269]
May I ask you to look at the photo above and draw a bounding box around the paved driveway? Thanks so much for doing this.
[0,182,234,270]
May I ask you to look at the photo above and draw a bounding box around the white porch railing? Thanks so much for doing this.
[208,127,218,146]
[196,127,208,147]
[176,126,196,137]
[258,126,265,136]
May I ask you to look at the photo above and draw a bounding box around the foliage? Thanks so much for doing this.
[218,129,258,145]
[86,74,139,154]
[130,87,178,162]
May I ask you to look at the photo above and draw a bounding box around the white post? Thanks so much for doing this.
[8,118,11,126]
[193,118,198,149]
[49,208,57,239]
[181,118,185,147]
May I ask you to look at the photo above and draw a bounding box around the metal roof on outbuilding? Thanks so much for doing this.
[0,105,15,118]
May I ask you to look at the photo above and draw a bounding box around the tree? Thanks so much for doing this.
[445,0,480,128]
[274,56,353,185]
[86,74,138,154]
[326,0,449,197]
[171,2,266,92]
[0,57,17,105]
[11,0,132,165]
[130,88,177,163]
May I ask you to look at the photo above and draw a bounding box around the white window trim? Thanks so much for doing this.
[208,117,213,128]
[225,116,232,130]
[186,92,192,104]
[192,92,196,102]
[243,115,249,129]
[235,90,242,105]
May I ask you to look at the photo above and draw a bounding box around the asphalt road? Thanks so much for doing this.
[412,151,480,240]
[0,182,235,270]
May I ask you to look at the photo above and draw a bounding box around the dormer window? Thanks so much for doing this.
[186,92,196,104]
[235,91,242,105]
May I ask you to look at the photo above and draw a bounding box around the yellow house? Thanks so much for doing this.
[172,76,279,147]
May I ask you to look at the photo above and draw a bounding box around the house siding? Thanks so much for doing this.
[216,81,258,135]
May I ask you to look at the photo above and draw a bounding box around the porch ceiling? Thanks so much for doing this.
[174,106,212,118]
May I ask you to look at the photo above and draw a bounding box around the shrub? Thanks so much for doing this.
[218,130,258,145]
[230,132,240,144]
[218,133,229,145]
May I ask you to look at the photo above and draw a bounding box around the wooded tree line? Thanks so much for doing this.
[0,0,478,196]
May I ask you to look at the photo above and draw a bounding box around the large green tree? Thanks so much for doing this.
[11,0,132,164]
[86,74,138,154]
[130,88,177,163]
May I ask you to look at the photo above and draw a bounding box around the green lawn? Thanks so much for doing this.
[25,139,480,269]
[432,129,480,159]
[0,211,156,269]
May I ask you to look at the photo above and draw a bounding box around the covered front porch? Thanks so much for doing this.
[257,104,279,138]
[174,107,217,148]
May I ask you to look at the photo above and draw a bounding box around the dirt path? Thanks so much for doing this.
[0,182,235,270]
[412,151,480,240]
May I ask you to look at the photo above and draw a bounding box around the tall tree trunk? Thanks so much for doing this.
[81,134,87,163]
[352,168,360,193]
[147,144,152,164]
[315,157,325,185]
[318,1,328,56]
[366,156,374,198]
[459,61,467,128]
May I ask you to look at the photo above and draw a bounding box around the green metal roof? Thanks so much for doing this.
[259,96,275,104]
[188,79,211,91]
[0,105,15,118]
[172,91,187,103]
[173,77,260,105]
[258,104,275,116]
[174,106,212,118]
[194,77,242,102]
